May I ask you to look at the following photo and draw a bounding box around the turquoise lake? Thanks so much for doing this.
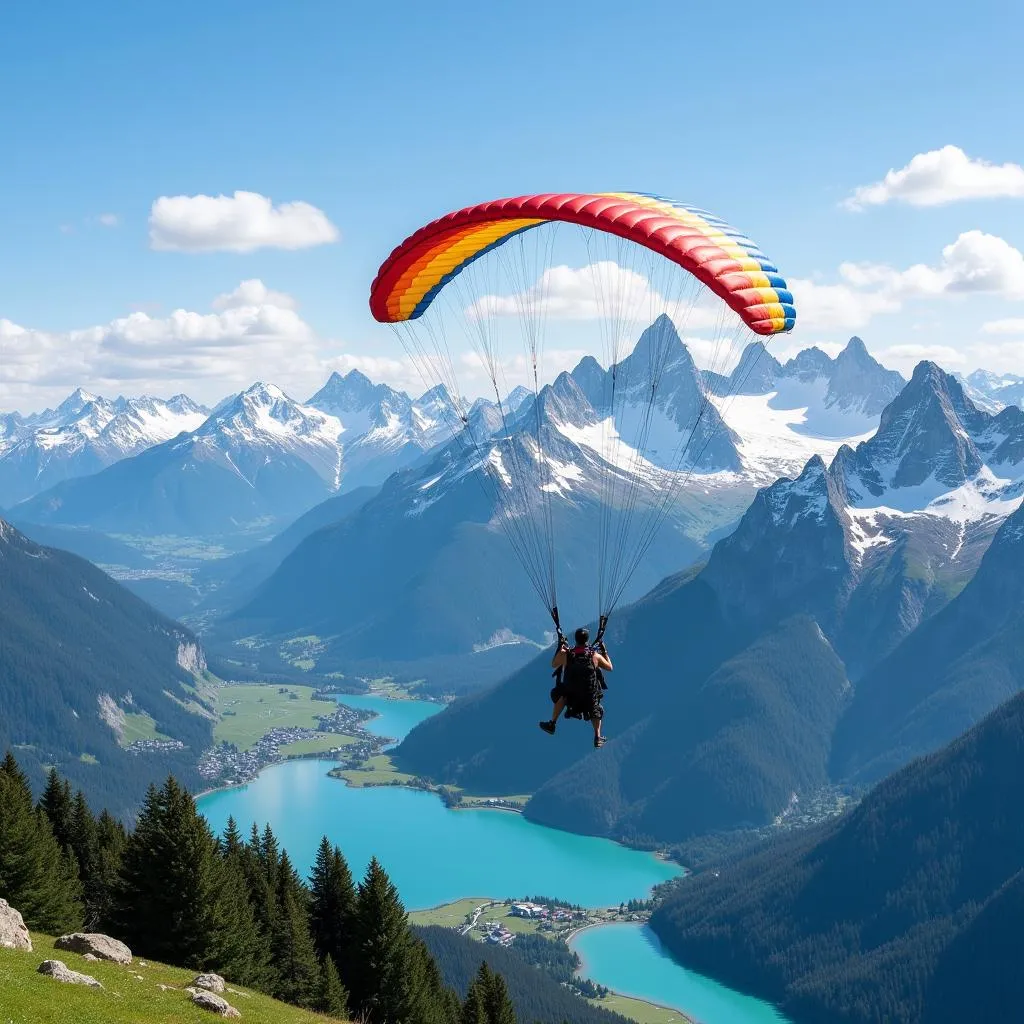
[196,692,791,1024]
[331,692,442,749]
[572,923,790,1024]
[198,756,679,907]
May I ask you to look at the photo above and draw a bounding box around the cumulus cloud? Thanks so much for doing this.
[787,231,1024,337]
[839,231,1024,301]
[787,277,900,330]
[844,145,1024,210]
[0,283,334,411]
[213,278,298,311]
[149,190,339,252]
[467,261,725,331]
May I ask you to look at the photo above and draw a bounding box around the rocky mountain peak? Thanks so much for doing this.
[731,341,782,394]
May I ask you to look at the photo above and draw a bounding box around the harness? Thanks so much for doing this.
[551,642,607,721]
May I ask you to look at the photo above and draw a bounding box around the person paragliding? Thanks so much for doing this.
[369,191,795,749]
[540,626,613,747]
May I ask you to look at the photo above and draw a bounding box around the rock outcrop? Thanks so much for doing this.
[55,931,132,964]
[37,959,103,987]
[0,899,32,951]
[193,972,226,993]
[189,988,242,1017]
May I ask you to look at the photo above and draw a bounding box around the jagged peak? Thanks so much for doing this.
[626,314,685,366]
[842,335,869,357]
[416,382,456,408]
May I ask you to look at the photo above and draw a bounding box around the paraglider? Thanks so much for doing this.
[370,191,795,741]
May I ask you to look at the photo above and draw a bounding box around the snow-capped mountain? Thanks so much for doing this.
[705,361,1024,676]
[705,336,906,485]
[306,370,460,491]
[13,383,345,541]
[0,390,208,505]
[954,369,1024,413]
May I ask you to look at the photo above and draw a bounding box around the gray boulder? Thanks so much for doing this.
[193,972,226,993]
[0,899,32,951]
[55,931,132,964]
[37,959,103,987]
[190,989,242,1017]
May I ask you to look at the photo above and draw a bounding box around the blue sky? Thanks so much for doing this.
[2,0,1024,411]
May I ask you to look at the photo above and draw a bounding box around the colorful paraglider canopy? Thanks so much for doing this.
[369,192,796,336]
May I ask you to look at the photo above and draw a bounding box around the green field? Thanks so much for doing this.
[590,993,691,1024]
[333,754,415,788]
[212,684,331,749]
[409,898,497,928]
[280,734,356,757]
[120,711,170,745]
[0,935,337,1024]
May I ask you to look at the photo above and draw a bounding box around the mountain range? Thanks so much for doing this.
[206,324,913,675]
[0,389,208,506]
[649,684,1024,1024]
[10,383,347,543]
[393,360,1024,844]
[954,368,1024,413]
[306,370,461,491]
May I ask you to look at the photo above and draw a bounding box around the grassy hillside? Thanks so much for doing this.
[0,934,339,1024]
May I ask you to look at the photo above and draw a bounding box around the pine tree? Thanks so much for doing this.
[239,821,280,989]
[90,809,125,932]
[222,816,244,858]
[460,964,515,1024]
[209,846,273,989]
[273,884,322,1007]
[318,954,350,1018]
[412,938,460,1024]
[39,769,74,852]
[309,837,357,987]
[353,857,415,1024]
[0,755,82,932]
[114,777,224,968]
[481,965,516,1024]
[461,971,488,1024]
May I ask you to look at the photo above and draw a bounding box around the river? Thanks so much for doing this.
[196,692,791,1024]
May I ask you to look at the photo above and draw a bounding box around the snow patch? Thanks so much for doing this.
[710,392,875,485]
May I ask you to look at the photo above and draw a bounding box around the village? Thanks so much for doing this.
[475,901,589,947]
[196,700,381,787]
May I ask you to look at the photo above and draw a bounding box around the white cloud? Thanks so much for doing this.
[787,232,1024,336]
[470,263,656,321]
[467,261,724,332]
[982,318,1024,335]
[787,277,900,330]
[844,145,1024,209]
[840,231,1024,301]
[0,283,332,411]
[875,343,968,375]
[149,190,339,252]
[97,213,119,227]
[213,278,297,311]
